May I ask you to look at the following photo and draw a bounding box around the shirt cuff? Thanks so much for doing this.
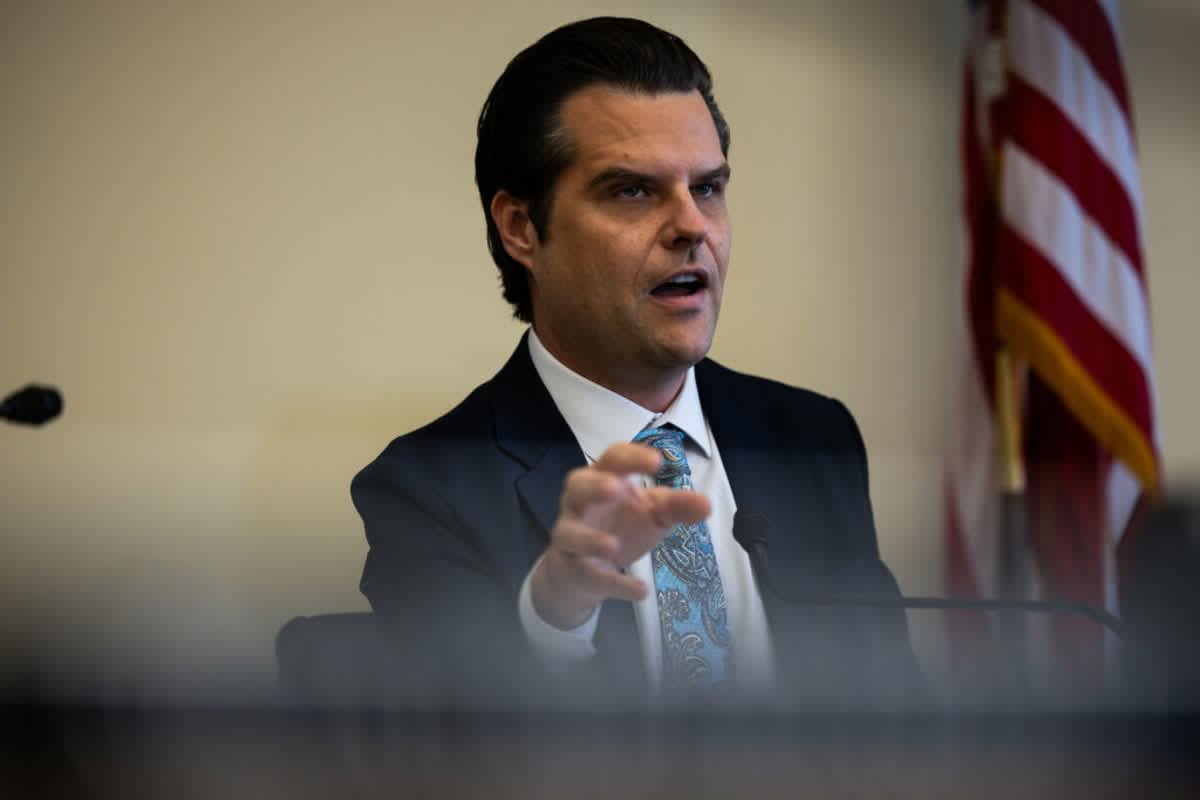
[518,554,599,666]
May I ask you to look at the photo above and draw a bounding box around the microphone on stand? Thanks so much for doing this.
[731,508,1123,638]
[0,385,63,426]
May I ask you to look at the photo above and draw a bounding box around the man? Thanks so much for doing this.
[353,17,919,706]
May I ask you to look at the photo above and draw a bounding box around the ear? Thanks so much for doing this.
[490,190,539,271]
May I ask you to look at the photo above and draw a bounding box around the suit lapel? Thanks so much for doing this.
[490,333,584,540]
[696,359,787,534]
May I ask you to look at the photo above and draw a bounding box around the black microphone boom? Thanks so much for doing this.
[0,384,63,426]
[732,508,1124,638]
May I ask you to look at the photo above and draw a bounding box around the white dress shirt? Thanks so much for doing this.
[517,330,774,694]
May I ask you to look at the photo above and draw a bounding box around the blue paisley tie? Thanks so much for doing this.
[634,424,732,691]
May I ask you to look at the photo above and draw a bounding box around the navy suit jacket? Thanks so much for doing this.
[353,335,920,704]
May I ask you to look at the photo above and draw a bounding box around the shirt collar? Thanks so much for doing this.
[526,329,711,463]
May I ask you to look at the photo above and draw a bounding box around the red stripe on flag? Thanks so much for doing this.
[1024,378,1108,612]
[1023,374,1108,684]
[1027,0,1133,122]
[1006,75,1144,276]
[945,477,982,600]
[998,227,1154,441]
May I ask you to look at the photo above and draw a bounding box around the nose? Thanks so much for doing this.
[664,188,709,251]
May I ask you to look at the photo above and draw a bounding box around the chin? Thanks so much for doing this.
[634,311,718,368]
[654,332,714,369]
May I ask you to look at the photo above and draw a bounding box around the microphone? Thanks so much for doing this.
[0,385,63,426]
[732,508,1124,638]
[734,509,778,596]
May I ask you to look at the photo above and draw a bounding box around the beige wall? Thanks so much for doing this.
[2,1,1197,698]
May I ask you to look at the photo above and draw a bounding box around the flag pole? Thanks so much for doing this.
[995,344,1026,584]
[995,343,1029,680]
[987,1,1023,583]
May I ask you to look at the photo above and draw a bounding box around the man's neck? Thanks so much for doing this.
[531,327,687,413]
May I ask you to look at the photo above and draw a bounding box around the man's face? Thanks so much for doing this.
[525,86,731,396]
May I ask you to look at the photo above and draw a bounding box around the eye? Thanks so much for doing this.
[616,184,648,199]
[692,181,724,199]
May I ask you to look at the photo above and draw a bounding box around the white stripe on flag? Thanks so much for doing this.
[1007,0,1143,227]
[1094,0,1124,50]
[1106,459,1140,548]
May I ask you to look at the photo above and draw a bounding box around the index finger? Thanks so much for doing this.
[592,442,661,478]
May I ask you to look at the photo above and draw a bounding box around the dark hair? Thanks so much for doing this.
[474,17,731,323]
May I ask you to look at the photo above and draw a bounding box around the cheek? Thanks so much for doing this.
[586,227,650,293]
[553,211,659,300]
[711,237,732,283]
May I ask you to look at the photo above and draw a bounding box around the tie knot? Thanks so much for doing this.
[633,425,690,484]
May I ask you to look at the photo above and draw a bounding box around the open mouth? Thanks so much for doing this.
[650,271,708,298]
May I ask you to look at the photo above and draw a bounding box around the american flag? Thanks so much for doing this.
[945,0,1159,682]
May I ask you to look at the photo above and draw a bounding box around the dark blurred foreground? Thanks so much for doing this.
[1,498,1197,797]
[3,700,1199,799]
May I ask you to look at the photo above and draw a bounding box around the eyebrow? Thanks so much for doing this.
[587,163,732,191]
